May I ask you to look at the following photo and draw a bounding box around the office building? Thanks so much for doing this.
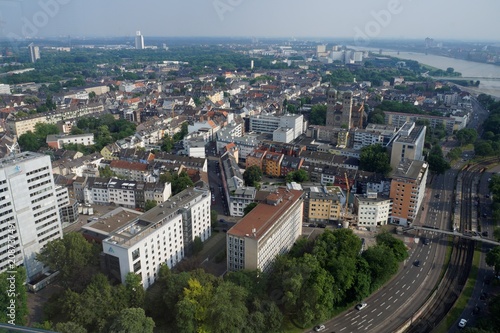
[0,152,63,281]
[28,43,40,63]
[390,122,426,170]
[389,159,428,225]
[227,188,303,272]
[102,188,211,289]
[354,192,392,227]
[135,31,145,50]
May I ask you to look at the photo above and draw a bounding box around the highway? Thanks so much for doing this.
[312,169,456,333]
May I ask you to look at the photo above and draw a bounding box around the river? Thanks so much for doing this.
[348,46,500,98]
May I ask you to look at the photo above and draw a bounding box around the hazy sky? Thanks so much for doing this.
[0,0,499,42]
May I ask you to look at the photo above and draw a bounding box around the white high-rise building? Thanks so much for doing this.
[102,188,211,289]
[0,152,63,281]
[28,43,40,63]
[135,31,145,50]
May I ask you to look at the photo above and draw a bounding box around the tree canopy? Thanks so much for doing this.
[243,165,263,187]
[359,144,392,175]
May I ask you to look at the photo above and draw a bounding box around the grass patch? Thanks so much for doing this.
[434,248,480,333]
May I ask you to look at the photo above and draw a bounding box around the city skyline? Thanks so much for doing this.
[0,0,499,42]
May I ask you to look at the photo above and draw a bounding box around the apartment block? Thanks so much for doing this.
[227,188,303,272]
[46,133,95,149]
[102,188,211,289]
[0,152,63,281]
[304,186,343,223]
[389,159,429,225]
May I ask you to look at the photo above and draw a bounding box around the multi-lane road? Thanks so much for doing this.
[311,169,456,333]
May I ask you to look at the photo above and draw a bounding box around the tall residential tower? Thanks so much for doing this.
[0,152,63,281]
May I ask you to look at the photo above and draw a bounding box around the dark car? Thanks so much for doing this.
[414,260,420,267]
[423,238,430,245]
[318,223,327,228]
[482,231,489,237]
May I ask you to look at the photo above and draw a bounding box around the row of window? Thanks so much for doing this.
[27,172,50,184]
[26,166,49,176]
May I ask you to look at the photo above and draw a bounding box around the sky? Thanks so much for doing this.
[0,0,499,42]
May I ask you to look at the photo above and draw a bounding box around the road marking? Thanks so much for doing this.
[346,312,353,317]
[381,302,385,306]
[368,319,373,323]
[386,305,391,310]
[420,267,423,272]
[340,327,346,332]
[417,274,420,278]
[401,292,405,297]
[371,309,377,313]
[402,284,406,289]
[358,325,364,329]
[359,320,366,325]
[388,296,393,301]
[362,315,367,319]
[378,312,383,317]
[394,298,398,303]
[351,315,359,321]
[412,279,416,284]
[365,324,372,330]
[352,321,357,325]
[426,256,428,260]
[395,290,400,294]
[395,281,399,285]
[382,293,386,297]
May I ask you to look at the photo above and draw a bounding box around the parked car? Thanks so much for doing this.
[458,318,467,328]
[423,238,430,245]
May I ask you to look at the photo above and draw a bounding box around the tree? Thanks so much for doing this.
[456,128,478,146]
[309,104,327,125]
[243,165,263,187]
[243,202,258,216]
[172,171,195,194]
[36,232,98,288]
[109,308,155,333]
[192,236,204,256]
[368,110,385,124]
[144,200,157,211]
[54,322,87,333]
[359,144,391,175]
[285,169,309,183]
[0,267,28,326]
[446,147,462,161]
[161,135,174,152]
[210,209,218,228]
[206,281,249,332]
[362,245,398,291]
[427,146,450,174]
[486,246,500,276]
[99,166,115,178]
[475,140,495,156]
[18,131,40,152]
[375,231,409,262]
[124,273,145,308]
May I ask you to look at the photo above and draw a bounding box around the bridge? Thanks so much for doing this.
[402,225,500,246]
[430,76,500,81]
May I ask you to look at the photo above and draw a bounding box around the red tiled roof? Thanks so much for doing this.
[110,160,148,171]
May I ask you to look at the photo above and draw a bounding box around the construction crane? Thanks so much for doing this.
[344,173,350,222]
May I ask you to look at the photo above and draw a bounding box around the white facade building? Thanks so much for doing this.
[0,84,11,95]
[354,192,392,227]
[227,188,303,272]
[0,152,63,281]
[102,188,211,289]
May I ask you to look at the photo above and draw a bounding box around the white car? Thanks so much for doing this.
[356,302,368,310]
[313,324,326,332]
[458,318,467,328]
